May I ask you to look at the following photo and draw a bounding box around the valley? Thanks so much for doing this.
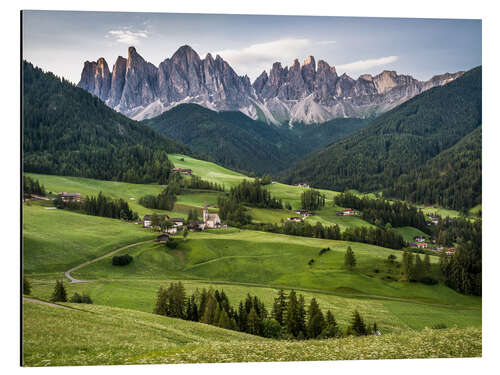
[21,50,482,366]
[23,151,481,366]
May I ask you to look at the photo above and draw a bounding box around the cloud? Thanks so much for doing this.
[316,40,337,45]
[214,38,312,80]
[336,56,399,74]
[107,29,150,45]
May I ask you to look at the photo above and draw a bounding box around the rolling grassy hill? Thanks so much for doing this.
[23,204,156,275]
[23,153,480,363]
[23,300,481,367]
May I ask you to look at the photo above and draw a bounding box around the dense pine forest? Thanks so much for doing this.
[22,61,189,184]
[283,66,482,211]
[384,126,482,210]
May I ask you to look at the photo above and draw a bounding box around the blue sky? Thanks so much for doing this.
[22,10,481,84]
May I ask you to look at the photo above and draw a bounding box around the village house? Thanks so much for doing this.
[428,216,440,225]
[413,236,426,243]
[203,202,221,229]
[295,209,313,217]
[143,214,170,228]
[58,192,82,202]
[172,167,193,176]
[188,220,206,231]
[446,248,456,256]
[337,208,356,216]
[156,233,170,243]
[287,217,302,222]
[295,183,310,188]
[416,242,428,249]
[170,218,185,227]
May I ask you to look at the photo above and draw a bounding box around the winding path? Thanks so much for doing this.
[23,297,73,310]
[64,239,154,283]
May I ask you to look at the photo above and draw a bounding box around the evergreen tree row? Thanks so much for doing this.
[228,180,283,209]
[55,191,139,221]
[153,282,378,340]
[242,221,405,250]
[300,189,326,211]
[334,192,429,233]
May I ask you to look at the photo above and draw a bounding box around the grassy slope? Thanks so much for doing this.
[22,301,481,367]
[29,278,481,335]
[394,226,430,242]
[23,204,156,275]
[67,230,480,305]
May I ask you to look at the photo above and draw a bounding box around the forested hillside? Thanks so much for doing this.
[143,104,302,175]
[22,61,189,184]
[143,104,368,175]
[384,126,482,210]
[283,66,482,209]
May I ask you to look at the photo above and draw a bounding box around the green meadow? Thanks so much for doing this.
[23,154,481,366]
[22,301,481,367]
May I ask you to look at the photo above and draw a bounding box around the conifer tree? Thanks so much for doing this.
[246,307,261,335]
[319,310,340,339]
[298,294,307,337]
[201,294,217,325]
[285,290,300,337]
[349,310,368,336]
[306,298,325,339]
[153,286,169,316]
[50,280,67,302]
[272,289,287,326]
[344,246,356,270]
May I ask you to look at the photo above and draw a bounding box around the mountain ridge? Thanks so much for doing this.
[78,45,463,125]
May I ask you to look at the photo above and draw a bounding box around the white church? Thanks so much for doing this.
[203,201,221,229]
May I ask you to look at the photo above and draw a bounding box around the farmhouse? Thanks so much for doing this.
[156,233,170,243]
[446,248,456,256]
[172,167,193,175]
[287,217,302,222]
[295,209,313,217]
[416,242,428,249]
[337,208,356,216]
[58,192,82,202]
[295,183,310,188]
[189,220,206,231]
[428,216,440,225]
[143,214,170,228]
[414,236,426,243]
[203,202,221,229]
[170,218,185,227]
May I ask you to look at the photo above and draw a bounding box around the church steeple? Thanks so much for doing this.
[203,201,208,222]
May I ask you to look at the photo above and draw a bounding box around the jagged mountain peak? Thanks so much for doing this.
[78,46,464,125]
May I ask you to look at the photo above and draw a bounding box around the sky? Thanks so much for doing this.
[22,11,481,84]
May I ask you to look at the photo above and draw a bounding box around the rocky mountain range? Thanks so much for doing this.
[78,45,463,125]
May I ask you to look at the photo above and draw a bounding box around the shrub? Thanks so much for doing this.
[112,254,133,266]
[69,292,93,304]
[166,237,179,249]
[23,276,32,295]
[261,319,282,339]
